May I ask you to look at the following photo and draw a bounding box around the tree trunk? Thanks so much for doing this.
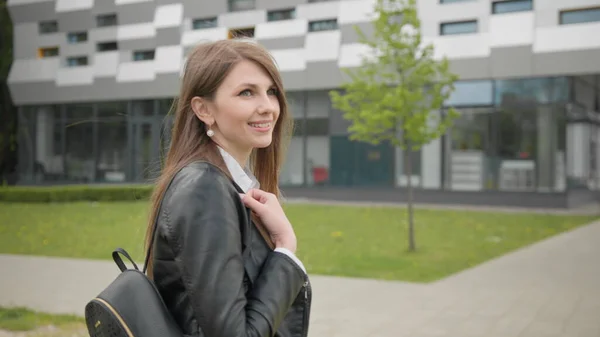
[405,146,416,252]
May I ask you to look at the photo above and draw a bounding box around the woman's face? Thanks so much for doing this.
[193,59,280,165]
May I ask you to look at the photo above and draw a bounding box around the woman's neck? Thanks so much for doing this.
[214,140,251,168]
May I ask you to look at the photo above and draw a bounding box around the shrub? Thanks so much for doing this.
[0,185,154,202]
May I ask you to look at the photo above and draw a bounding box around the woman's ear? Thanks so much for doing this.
[191,96,214,125]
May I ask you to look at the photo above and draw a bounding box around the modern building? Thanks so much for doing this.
[6,0,600,207]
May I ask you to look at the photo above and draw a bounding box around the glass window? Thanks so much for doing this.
[67,32,87,44]
[64,104,95,183]
[66,56,88,67]
[133,50,155,61]
[97,102,128,183]
[293,118,329,136]
[440,20,478,35]
[132,100,155,117]
[18,106,65,183]
[494,77,569,105]
[192,17,218,30]
[445,107,494,191]
[308,19,338,32]
[39,21,58,34]
[307,135,330,186]
[286,91,306,119]
[306,91,330,118]
[228,0,255,12]
[280,135,305,186]
[97,13,117,27]
[38,47,59,58]
[228,27,255,39]
[492,0,533,14]
[267,8,295,22]
[97,41,118,52]
[560,7,600,25]
[445,80,493,106]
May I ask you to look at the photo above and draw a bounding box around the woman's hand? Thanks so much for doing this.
[240,189,297,253]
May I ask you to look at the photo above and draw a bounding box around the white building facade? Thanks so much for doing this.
[7,0,600,206]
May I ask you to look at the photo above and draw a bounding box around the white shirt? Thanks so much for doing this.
[217,147,307,275]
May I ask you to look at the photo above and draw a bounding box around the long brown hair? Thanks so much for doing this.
[144,39,293,275]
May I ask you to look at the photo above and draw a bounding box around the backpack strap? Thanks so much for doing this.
[113,248,139,272]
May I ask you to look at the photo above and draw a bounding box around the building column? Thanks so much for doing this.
[535,105,557,192]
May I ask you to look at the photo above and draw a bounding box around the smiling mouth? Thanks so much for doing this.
[248,122,271,128]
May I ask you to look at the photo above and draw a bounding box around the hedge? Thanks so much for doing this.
[0,185,154,202]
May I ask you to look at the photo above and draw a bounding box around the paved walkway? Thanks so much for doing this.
[1,220,599,337]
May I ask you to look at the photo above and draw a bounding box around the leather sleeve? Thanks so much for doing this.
[163,165,306,337]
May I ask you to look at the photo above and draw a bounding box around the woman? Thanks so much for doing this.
[145,39,312,337]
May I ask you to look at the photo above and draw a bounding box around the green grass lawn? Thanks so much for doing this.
[0,306,83,331]
[0,201,596,282]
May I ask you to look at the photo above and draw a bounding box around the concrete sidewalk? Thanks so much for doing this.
[1,220,600,337]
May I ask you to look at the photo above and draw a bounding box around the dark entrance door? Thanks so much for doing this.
[330,135,394,186]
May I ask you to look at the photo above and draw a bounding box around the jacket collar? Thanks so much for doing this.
[217,146,259,193]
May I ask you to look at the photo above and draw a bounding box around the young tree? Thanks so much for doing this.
[329,0,459,251]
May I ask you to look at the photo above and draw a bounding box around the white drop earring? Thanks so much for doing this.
[206,127,214,137]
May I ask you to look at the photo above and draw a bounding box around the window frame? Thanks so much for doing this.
[267,8,296,22]
[491,0,533,14]
[67,31,88,44]
[308,18,338,32]
[66,56,89,67]
[559,6,600,25]
[97,41,118,52]
[96,13,118,27]
[192,17,218,30]
[133,50,155,61]
[439,19,478,35]
[39,21,58,34]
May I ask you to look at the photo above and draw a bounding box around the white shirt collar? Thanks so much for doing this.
[217,146,260,193]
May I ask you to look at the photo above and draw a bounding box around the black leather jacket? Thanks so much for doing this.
[151,161,312,337]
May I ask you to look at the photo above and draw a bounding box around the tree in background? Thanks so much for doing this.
[330,0,459,251]
[0,0,17,185]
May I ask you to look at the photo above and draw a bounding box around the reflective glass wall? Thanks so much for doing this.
[442,76,571,192]
[15,75,599,193]
[17,99,172,185]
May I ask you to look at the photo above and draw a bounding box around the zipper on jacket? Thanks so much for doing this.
[302,280,311,337]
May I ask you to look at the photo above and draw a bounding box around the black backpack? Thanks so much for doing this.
[84,177,182,337]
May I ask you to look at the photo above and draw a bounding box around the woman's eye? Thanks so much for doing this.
[239,89,252,96]
[267,88,278,95]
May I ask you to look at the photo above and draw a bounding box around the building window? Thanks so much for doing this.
[267,8,296,22]
[228,27,255,39]
[67,32,87,44]
[228,0,255,12]
[97,41,118,52]
[560,7,600,25]
[97,13,117,27]
[39,21,58,34]
[192,17,217,30]
[440,20,478,35]
[38,47,59,58]
[492,0,533,14]
[308,19,338,32]
[133,50,155,61]
[66,56,88,67]
[445,80,494,107]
